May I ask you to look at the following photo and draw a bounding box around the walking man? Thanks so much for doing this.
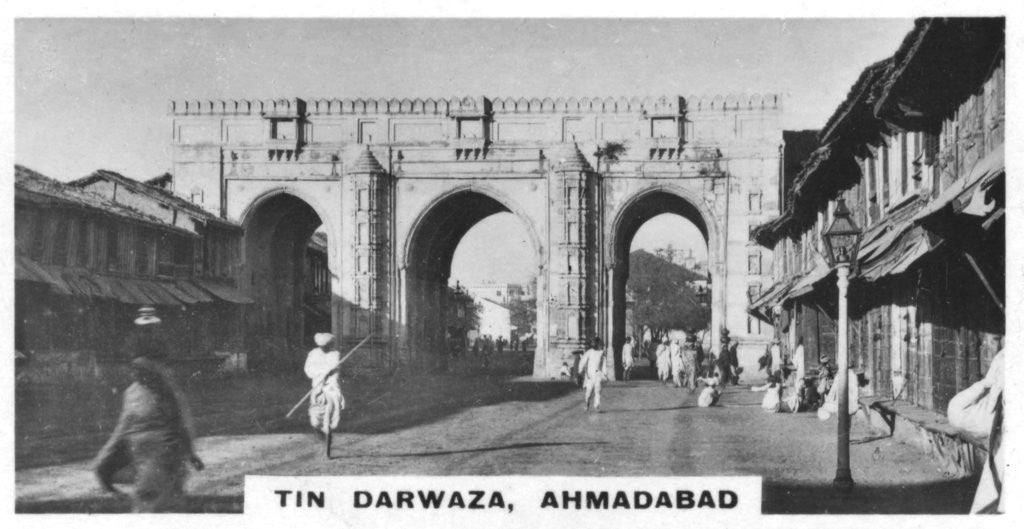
[670,338,684,388]
[682,332,700,391]
[621,336,635,381]
[655,337,672,384]
[95,306,203,512]
[304,333,345,458]
[578,338,607,412]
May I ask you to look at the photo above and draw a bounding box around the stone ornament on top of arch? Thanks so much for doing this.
[238,185,339,254]
[399,183,546,272]
[607,183,721,268]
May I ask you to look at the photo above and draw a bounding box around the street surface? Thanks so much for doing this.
[16,354,977,514]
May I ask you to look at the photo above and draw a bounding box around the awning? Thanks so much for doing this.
[15,255,218,305]
[747,276,798,322]
[859,226,942,281]
[175,280,215,303]
[15,257,75,295]
[913,144,1003,223]
[858,196,923,263]
[786,261,833,300]
[197,279,255,304]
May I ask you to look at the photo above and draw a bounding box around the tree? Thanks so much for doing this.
[444,285,481,340]
[627,249,710,346]
[508,298,536,335]
[594,141,627,173]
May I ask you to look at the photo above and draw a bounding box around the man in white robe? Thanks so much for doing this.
[304,333,345,457]
[578,338,607,412]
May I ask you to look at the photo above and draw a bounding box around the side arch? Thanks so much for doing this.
[605,183,724,379]
[607,183,720,267]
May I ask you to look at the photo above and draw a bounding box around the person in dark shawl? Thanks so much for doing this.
[95,306,203,512]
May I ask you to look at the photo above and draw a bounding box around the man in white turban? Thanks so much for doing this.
[304,333,345,458]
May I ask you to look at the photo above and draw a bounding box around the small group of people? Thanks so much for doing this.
[752,336,868,418]
[644,328,739,392]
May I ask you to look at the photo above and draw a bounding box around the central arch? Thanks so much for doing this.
[608,187,720,379]
[403,187,543,365]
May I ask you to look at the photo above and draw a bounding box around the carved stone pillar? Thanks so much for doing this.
[345,147,390,346]
[539,143,598,378]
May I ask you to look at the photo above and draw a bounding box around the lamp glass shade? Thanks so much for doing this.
[822,198,862,267]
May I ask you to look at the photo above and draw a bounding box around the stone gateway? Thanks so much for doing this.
[169,94,782,378]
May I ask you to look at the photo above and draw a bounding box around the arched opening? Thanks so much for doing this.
[242,193,330,370]
[405,189,540,373]
[610,191,713,380]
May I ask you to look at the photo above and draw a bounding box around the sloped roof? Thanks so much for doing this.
[15,165,193,236]
[71,170,239,229]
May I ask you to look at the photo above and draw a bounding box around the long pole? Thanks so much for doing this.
[833,264,854,491]
[285,334,374,419]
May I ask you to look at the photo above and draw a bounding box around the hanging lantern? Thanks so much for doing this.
[821,198,863,269]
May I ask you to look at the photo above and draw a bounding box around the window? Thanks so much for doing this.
[566,221,579,244]
[358,223,369,245]
[748,251,762,275]
[190,187,203,204]
[651,117,678,138]
[270,119,296,140]
[747,316,762,334]
[76,220,91,268]
[747,283,762,302]
[51,218,70,266]
[881,143,890,208]
[748,192,762,213]
[867,154,877,200]
[135,231,152,275]
[358,188,370,210]
[106,225,120,272]
[900,133,909,196]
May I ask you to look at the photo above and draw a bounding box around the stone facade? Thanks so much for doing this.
[169,94,783,378]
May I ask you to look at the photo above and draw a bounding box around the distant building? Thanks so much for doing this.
[458,281,530,305]
[474,297,512,341]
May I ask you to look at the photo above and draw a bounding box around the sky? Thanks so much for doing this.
[14,18,915,284]
[15,18,915,180]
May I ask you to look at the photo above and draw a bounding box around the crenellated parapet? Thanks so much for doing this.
[168,98,305,116]
[168,94,782,117]
[686,93,782,112]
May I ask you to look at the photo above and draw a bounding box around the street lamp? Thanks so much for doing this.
[821,198,862,492]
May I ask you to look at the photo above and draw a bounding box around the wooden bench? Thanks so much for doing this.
[862,397,988,477]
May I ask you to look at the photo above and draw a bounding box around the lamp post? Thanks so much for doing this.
[821,198,862,492]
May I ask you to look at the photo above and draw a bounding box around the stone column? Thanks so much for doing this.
[537,143,597,378]
[346,147,390,354]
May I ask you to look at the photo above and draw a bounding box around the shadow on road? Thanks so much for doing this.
[762,476,980,514]
[15,494,245,514]
[331,440,608,459]
[599,406,696,413]
[267,374,579,438]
